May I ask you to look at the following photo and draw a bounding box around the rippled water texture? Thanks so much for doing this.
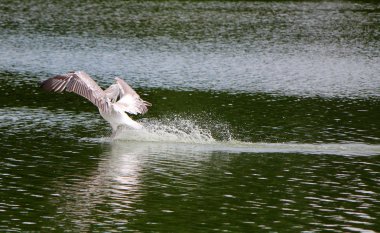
[1,0,380,232]
[1,0,379,97]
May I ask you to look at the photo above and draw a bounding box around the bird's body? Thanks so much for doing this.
[99,104,143,131]
[40,71,151,134]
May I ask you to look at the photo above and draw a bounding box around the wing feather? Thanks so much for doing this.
[114,77,151,115]
[104,84,120,103]
[40,71,109,112]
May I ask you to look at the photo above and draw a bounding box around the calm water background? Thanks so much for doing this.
[1,0,380,232]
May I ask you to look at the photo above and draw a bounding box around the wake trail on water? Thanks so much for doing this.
[102,117,380,157]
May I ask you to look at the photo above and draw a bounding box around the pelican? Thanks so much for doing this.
[40,71,151,134]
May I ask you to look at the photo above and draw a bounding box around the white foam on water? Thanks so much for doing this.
[217,141,380,157]
[108,140,380,157]
[104,118,380,157]
[113,118,218,144]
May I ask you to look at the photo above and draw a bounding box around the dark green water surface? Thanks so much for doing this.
[1,0,380,232]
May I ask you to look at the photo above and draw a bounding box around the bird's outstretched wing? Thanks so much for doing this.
[113,77,151,115]
[40,71,109,112]
[104,84,120,103]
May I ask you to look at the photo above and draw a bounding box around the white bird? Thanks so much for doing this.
[40,71,151,135]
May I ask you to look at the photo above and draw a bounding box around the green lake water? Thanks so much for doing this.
[0,0,380,232]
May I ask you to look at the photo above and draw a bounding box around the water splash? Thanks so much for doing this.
[104,116,380,156]
[113,116,232,143]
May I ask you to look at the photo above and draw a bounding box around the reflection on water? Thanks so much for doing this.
[43,141,380,232]
[53,143,144,232]
[53,142,212,231]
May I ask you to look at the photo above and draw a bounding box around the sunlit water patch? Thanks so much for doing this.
[0,0,379,97]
